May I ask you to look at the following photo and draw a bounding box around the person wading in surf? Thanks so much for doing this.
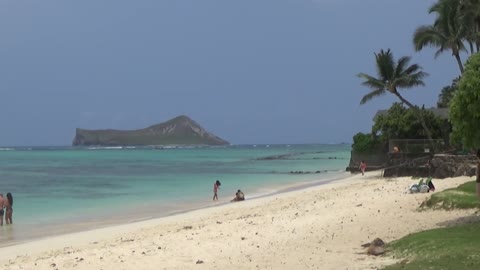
[213,180,221,201]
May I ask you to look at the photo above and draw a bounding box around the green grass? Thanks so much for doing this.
[383,222,480,270]
[420,181,480,210]
[383,181,480,269]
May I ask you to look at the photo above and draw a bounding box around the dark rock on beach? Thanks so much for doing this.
[361,238,386,256]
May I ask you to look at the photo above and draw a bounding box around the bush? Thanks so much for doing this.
[352,132,381,153]
[450,53,480,149]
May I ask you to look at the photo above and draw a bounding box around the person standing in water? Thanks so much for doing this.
[5,193,13,225]
[0,193,4,226]
[213,180,221,201]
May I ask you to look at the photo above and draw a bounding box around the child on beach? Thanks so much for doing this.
[359,160,367,176]
[213,180,221,201]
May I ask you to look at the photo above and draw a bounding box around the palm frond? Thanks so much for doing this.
[413,26,446,51]
[434,46,447,58]
[360,88,386,105]
[456,40,467,52]
[395,56,411,78]
[358,49,426,104]
[374,49,395,80]
[408,70,429,83]
[357,73,386,90]
[394,68,428,88]
[403,63,422,75]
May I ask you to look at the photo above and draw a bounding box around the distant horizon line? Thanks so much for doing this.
[0,142,353,148]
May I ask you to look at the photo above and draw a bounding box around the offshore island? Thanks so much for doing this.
[72,115,229,146]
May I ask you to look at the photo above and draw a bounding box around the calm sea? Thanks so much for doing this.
[0,144,351,246]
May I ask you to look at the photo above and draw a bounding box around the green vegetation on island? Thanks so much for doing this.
[72,115,229,146]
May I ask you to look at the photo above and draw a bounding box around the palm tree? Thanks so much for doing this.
[413,0,467,74]
[357,49,435,148]
[459,0,480,52]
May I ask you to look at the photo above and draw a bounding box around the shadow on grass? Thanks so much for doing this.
[436,214,480,227]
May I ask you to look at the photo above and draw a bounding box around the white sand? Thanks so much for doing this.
[0,172,477,270]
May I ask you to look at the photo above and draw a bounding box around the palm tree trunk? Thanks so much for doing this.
[392,91,436,152]
[454,52,464,74]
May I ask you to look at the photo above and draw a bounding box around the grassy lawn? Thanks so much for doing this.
[383,222,480,270]
[383,181,480,269]
[420,181,480,210]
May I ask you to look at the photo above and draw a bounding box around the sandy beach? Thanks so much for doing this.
[0,171,477,270]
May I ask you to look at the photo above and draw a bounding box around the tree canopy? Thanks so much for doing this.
[351,103,449,153]
[357,49,428,105]
[450,52,480,149]
[413,0,467,73]
[357,49,434,145]
[437,78,459,108]
[373,103,446,142]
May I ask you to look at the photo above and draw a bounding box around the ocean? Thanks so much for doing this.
[0,144,351,246]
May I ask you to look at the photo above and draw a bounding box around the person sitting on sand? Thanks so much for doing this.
[231,190,245,202]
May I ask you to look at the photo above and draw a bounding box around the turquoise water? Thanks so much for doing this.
[0,144,350,245]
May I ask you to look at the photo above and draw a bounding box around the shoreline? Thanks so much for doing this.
[0,171,355,257]
[1,172,476,269]
[0,171,349,249]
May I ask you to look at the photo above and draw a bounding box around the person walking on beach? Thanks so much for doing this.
[5,193,13,225]
[0,193,4,226]
[359,160,367,176]
[213,180,221,201]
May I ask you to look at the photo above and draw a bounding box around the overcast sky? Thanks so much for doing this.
[0,0,460,146]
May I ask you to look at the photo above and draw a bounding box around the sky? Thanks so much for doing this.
[0,0,461,146]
